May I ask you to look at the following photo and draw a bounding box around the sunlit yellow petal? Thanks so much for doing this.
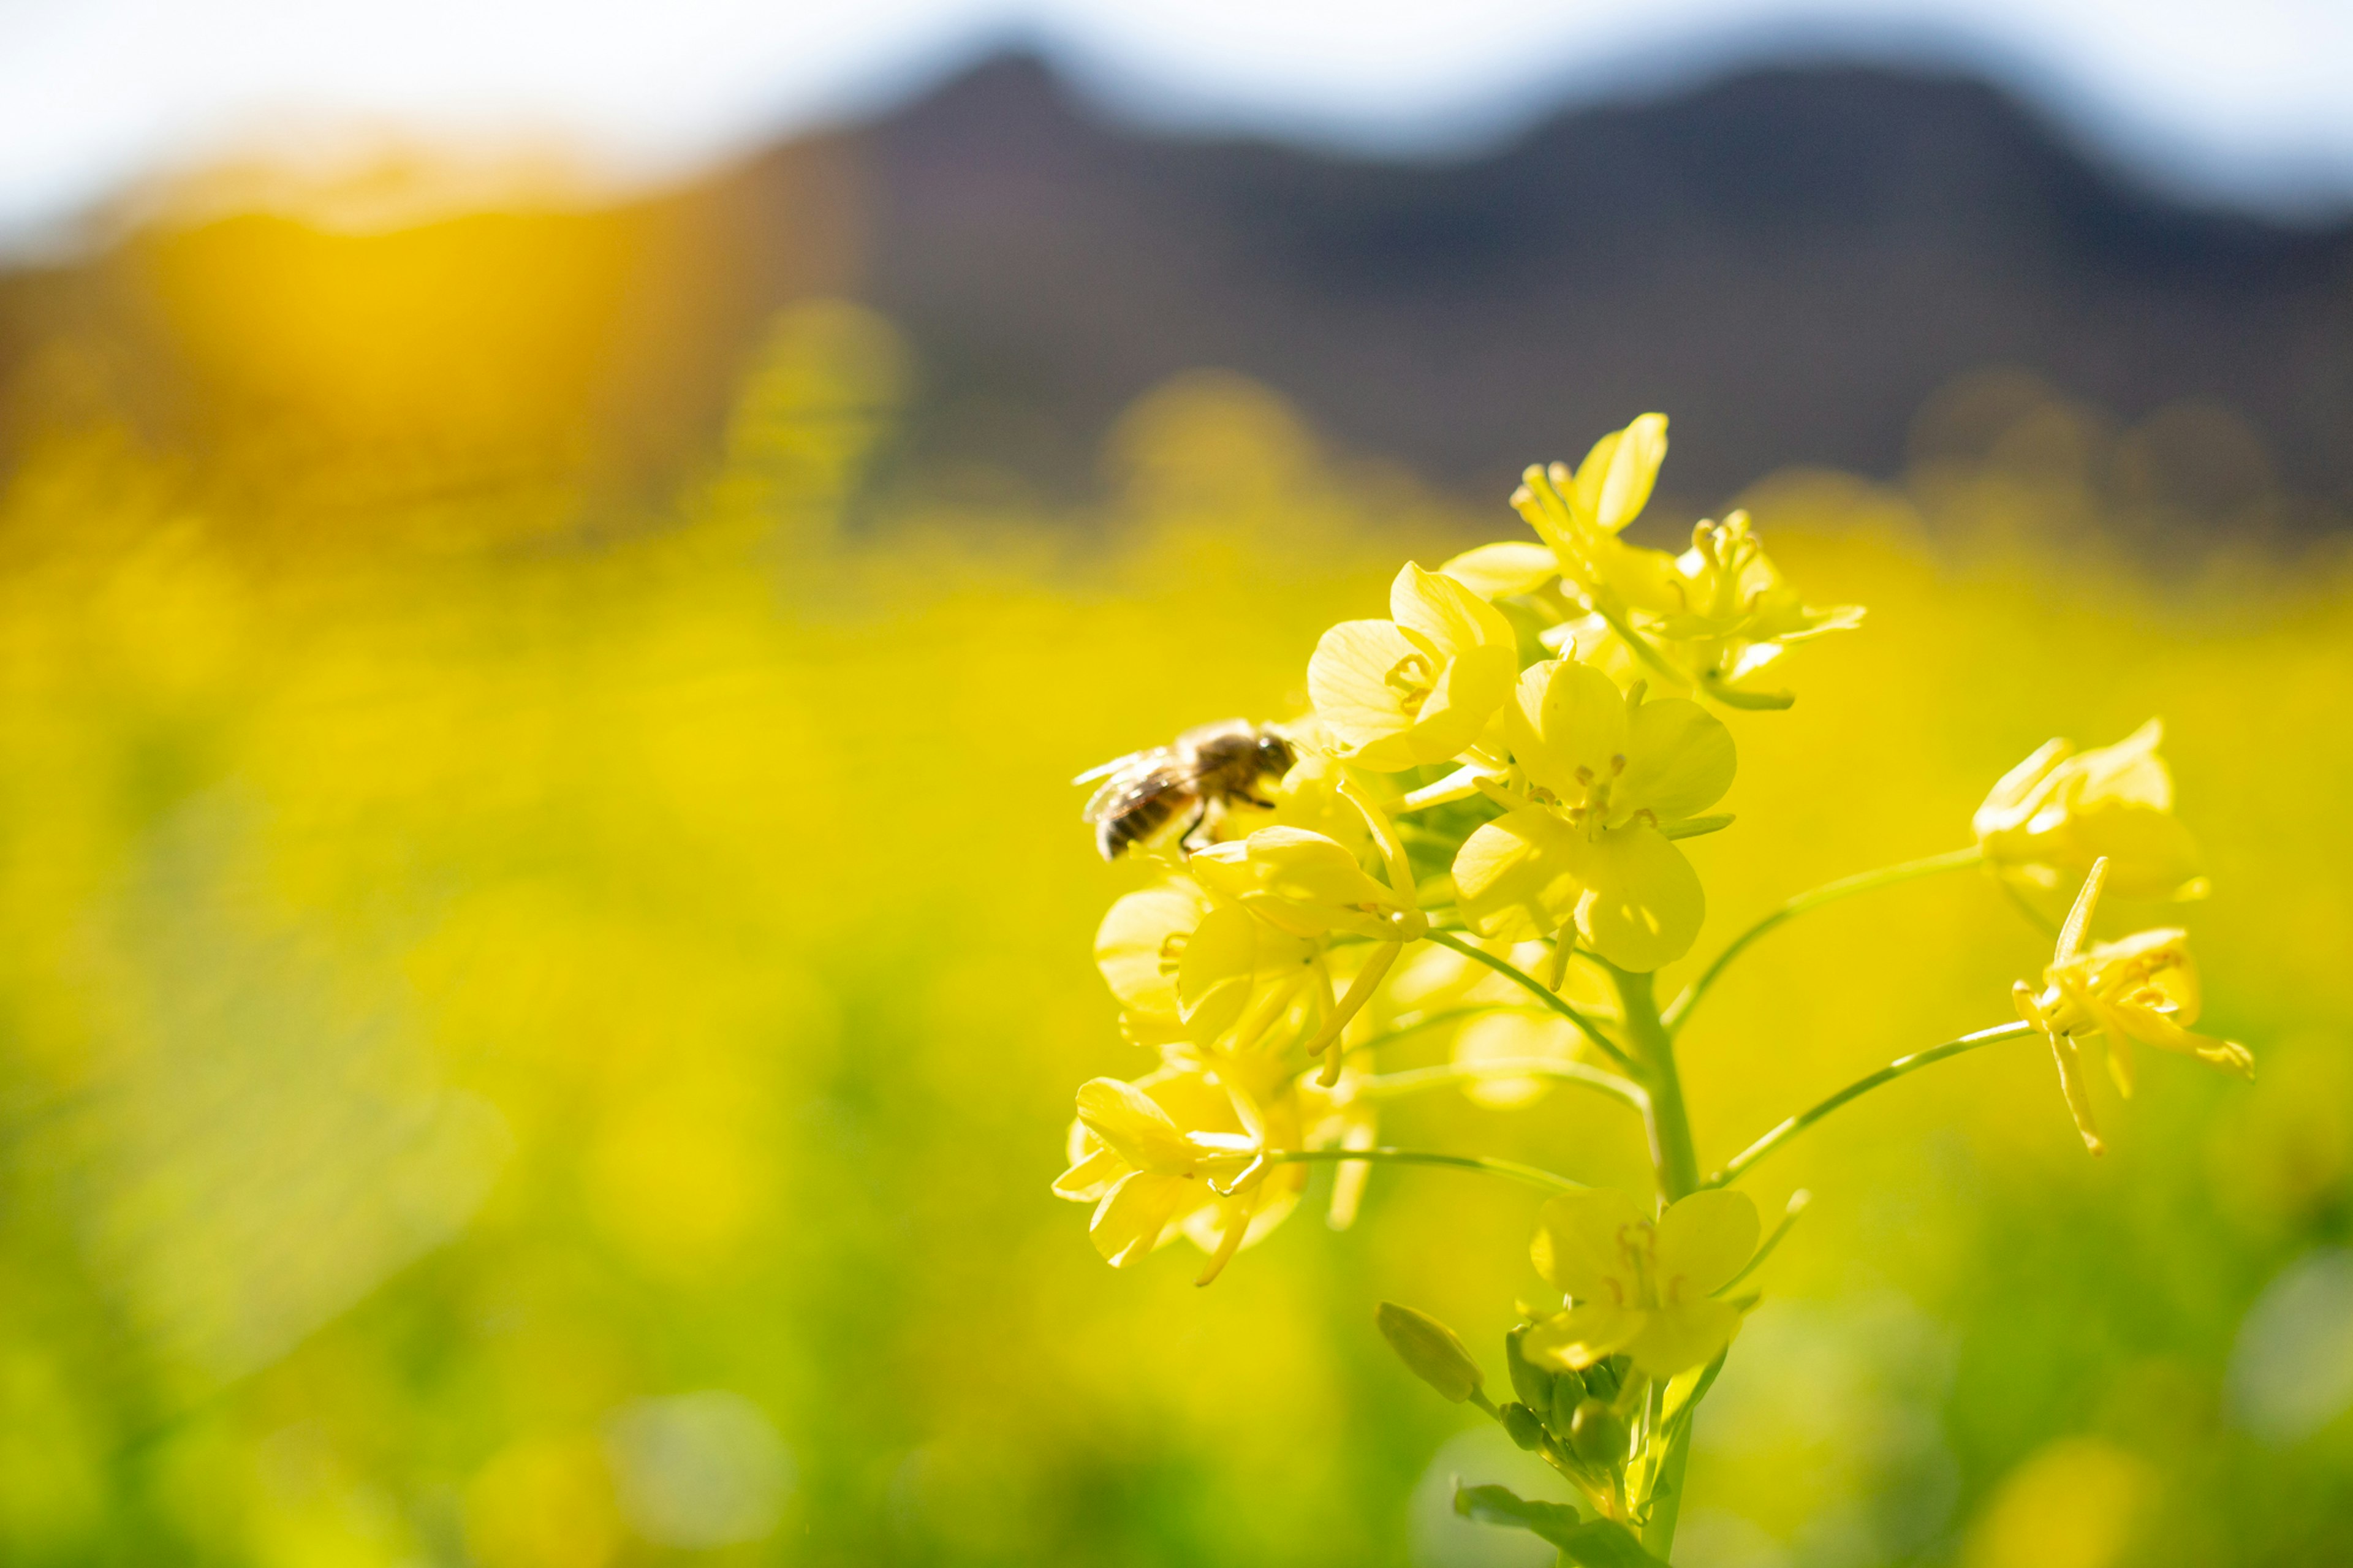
[1441,540,1559,599]
[1572,824,1705,972]
[1051,1146,1125,1202]
[1620,696,1735,824]
[1075,1078,1195,1175]
[1090,1171,1194,1266]
[1455,809,1587,942]
[1390,561,1514,658]
[1094,881,1208,1018]
[1306,618,1423,755]
[1505,659,1627,801]
[1573,414,1668,534]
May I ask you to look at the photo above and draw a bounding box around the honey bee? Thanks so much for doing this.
[1075,720,1298,860]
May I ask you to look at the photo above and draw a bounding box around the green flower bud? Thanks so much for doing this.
[1376,1302,1485,1403]
[1504,1324,1556,1412]
[1568,1399,1628,1469]
[1501,1401,1545,1452]
[1581,1357,1620,1403]
[1548,1366,1587,1435]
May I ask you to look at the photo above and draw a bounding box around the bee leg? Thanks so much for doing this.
[1178,800,1211,853]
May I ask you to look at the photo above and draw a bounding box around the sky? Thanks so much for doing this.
[4,0,2352,251]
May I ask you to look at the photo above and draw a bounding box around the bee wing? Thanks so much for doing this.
[1070,755,1133,786]
[1081,752,1191,822]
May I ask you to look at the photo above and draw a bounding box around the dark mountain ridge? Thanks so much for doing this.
[4,51,2349,517]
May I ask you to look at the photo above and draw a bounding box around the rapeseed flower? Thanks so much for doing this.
[2012,857,2252,1153]
[1468,415,1856,706]
[1976,720,2205,901]
[1052,1068,1304,1285]
[1521,1187,1760,1379]
[1093,876,1317,1044]
[1308,562,1518,769]
[1453,659,1735,970]
[1650,512,1863,705]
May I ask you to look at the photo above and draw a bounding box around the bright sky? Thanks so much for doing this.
[4,0,2351,249]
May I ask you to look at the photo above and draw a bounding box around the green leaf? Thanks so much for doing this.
[1452,1483,1668,1566]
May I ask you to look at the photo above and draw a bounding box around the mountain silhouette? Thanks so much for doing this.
[4,51,2349,518]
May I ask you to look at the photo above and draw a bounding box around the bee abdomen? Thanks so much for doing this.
[1098,796,1178,860]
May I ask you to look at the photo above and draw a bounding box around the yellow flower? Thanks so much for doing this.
[1975,720,2205,901]
[1051,1069,1303,1284]
[1189,825,1423,942]
[1521,1187,1759,1379]
[1650,512,1863,703]
[1502,416,1859,706]
[1093,876,1317,1044]
[1307,562,1518,770]
[1453,659,1735,970]
[2012,857,2252,1154]
[1508,415,1681,619]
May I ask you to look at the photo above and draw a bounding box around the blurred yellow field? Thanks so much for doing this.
[1,301,2349,1566]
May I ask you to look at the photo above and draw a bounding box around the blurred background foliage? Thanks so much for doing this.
[2,292,2352,1568]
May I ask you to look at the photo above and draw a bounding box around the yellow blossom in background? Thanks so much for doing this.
[2011,857,2253,1153]
[1521,1188,1759,1379]
[1306,562,1517,769]
[1975,719,2205,901]
[1453,660,1734,969]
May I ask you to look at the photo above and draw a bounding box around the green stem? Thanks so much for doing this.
[1640,1418,1694,1558]
[1354,1058,1650,1113]
[1704,1021,2035,1187]
[1607,964,1699,1202]
[1420,930,1635,1074]
[1253,1146,1586,1196]
[1713,1190,1810,1297]
[1663,846,1984,1034]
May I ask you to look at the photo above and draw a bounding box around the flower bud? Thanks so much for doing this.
[1501,1401,1545,1452]
[1504,1324,1556,1412]
[1580,1357,1620,1402]
[1568,1399,1627,1468]
[1376,1301,1485,1403]
[1548,1366,1587,1435]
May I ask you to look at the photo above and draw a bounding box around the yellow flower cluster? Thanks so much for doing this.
[1047,411,2251,1558]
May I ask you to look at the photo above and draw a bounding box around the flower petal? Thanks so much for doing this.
[1521,1301,1648,1371]
[1403,642,1517,764]
[1624,1298,1743,1380]
[1573,414,1668,535]
[1053,1145,1125,1202]
[1094,881,1207,1018]
[1530,1187,1648,1299]
[1391,561,1515,657]
[1506,659,1627,801]
[1652,1189,1759,1300]
[1441,541,1559,599]
[1574,824,1705,972]
[1075,1078,1196,1174]
[1455,809,1588,942]
[1620,697,1735,824]
[1090,1171,1194,1266]
[1306,618,1423,757]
